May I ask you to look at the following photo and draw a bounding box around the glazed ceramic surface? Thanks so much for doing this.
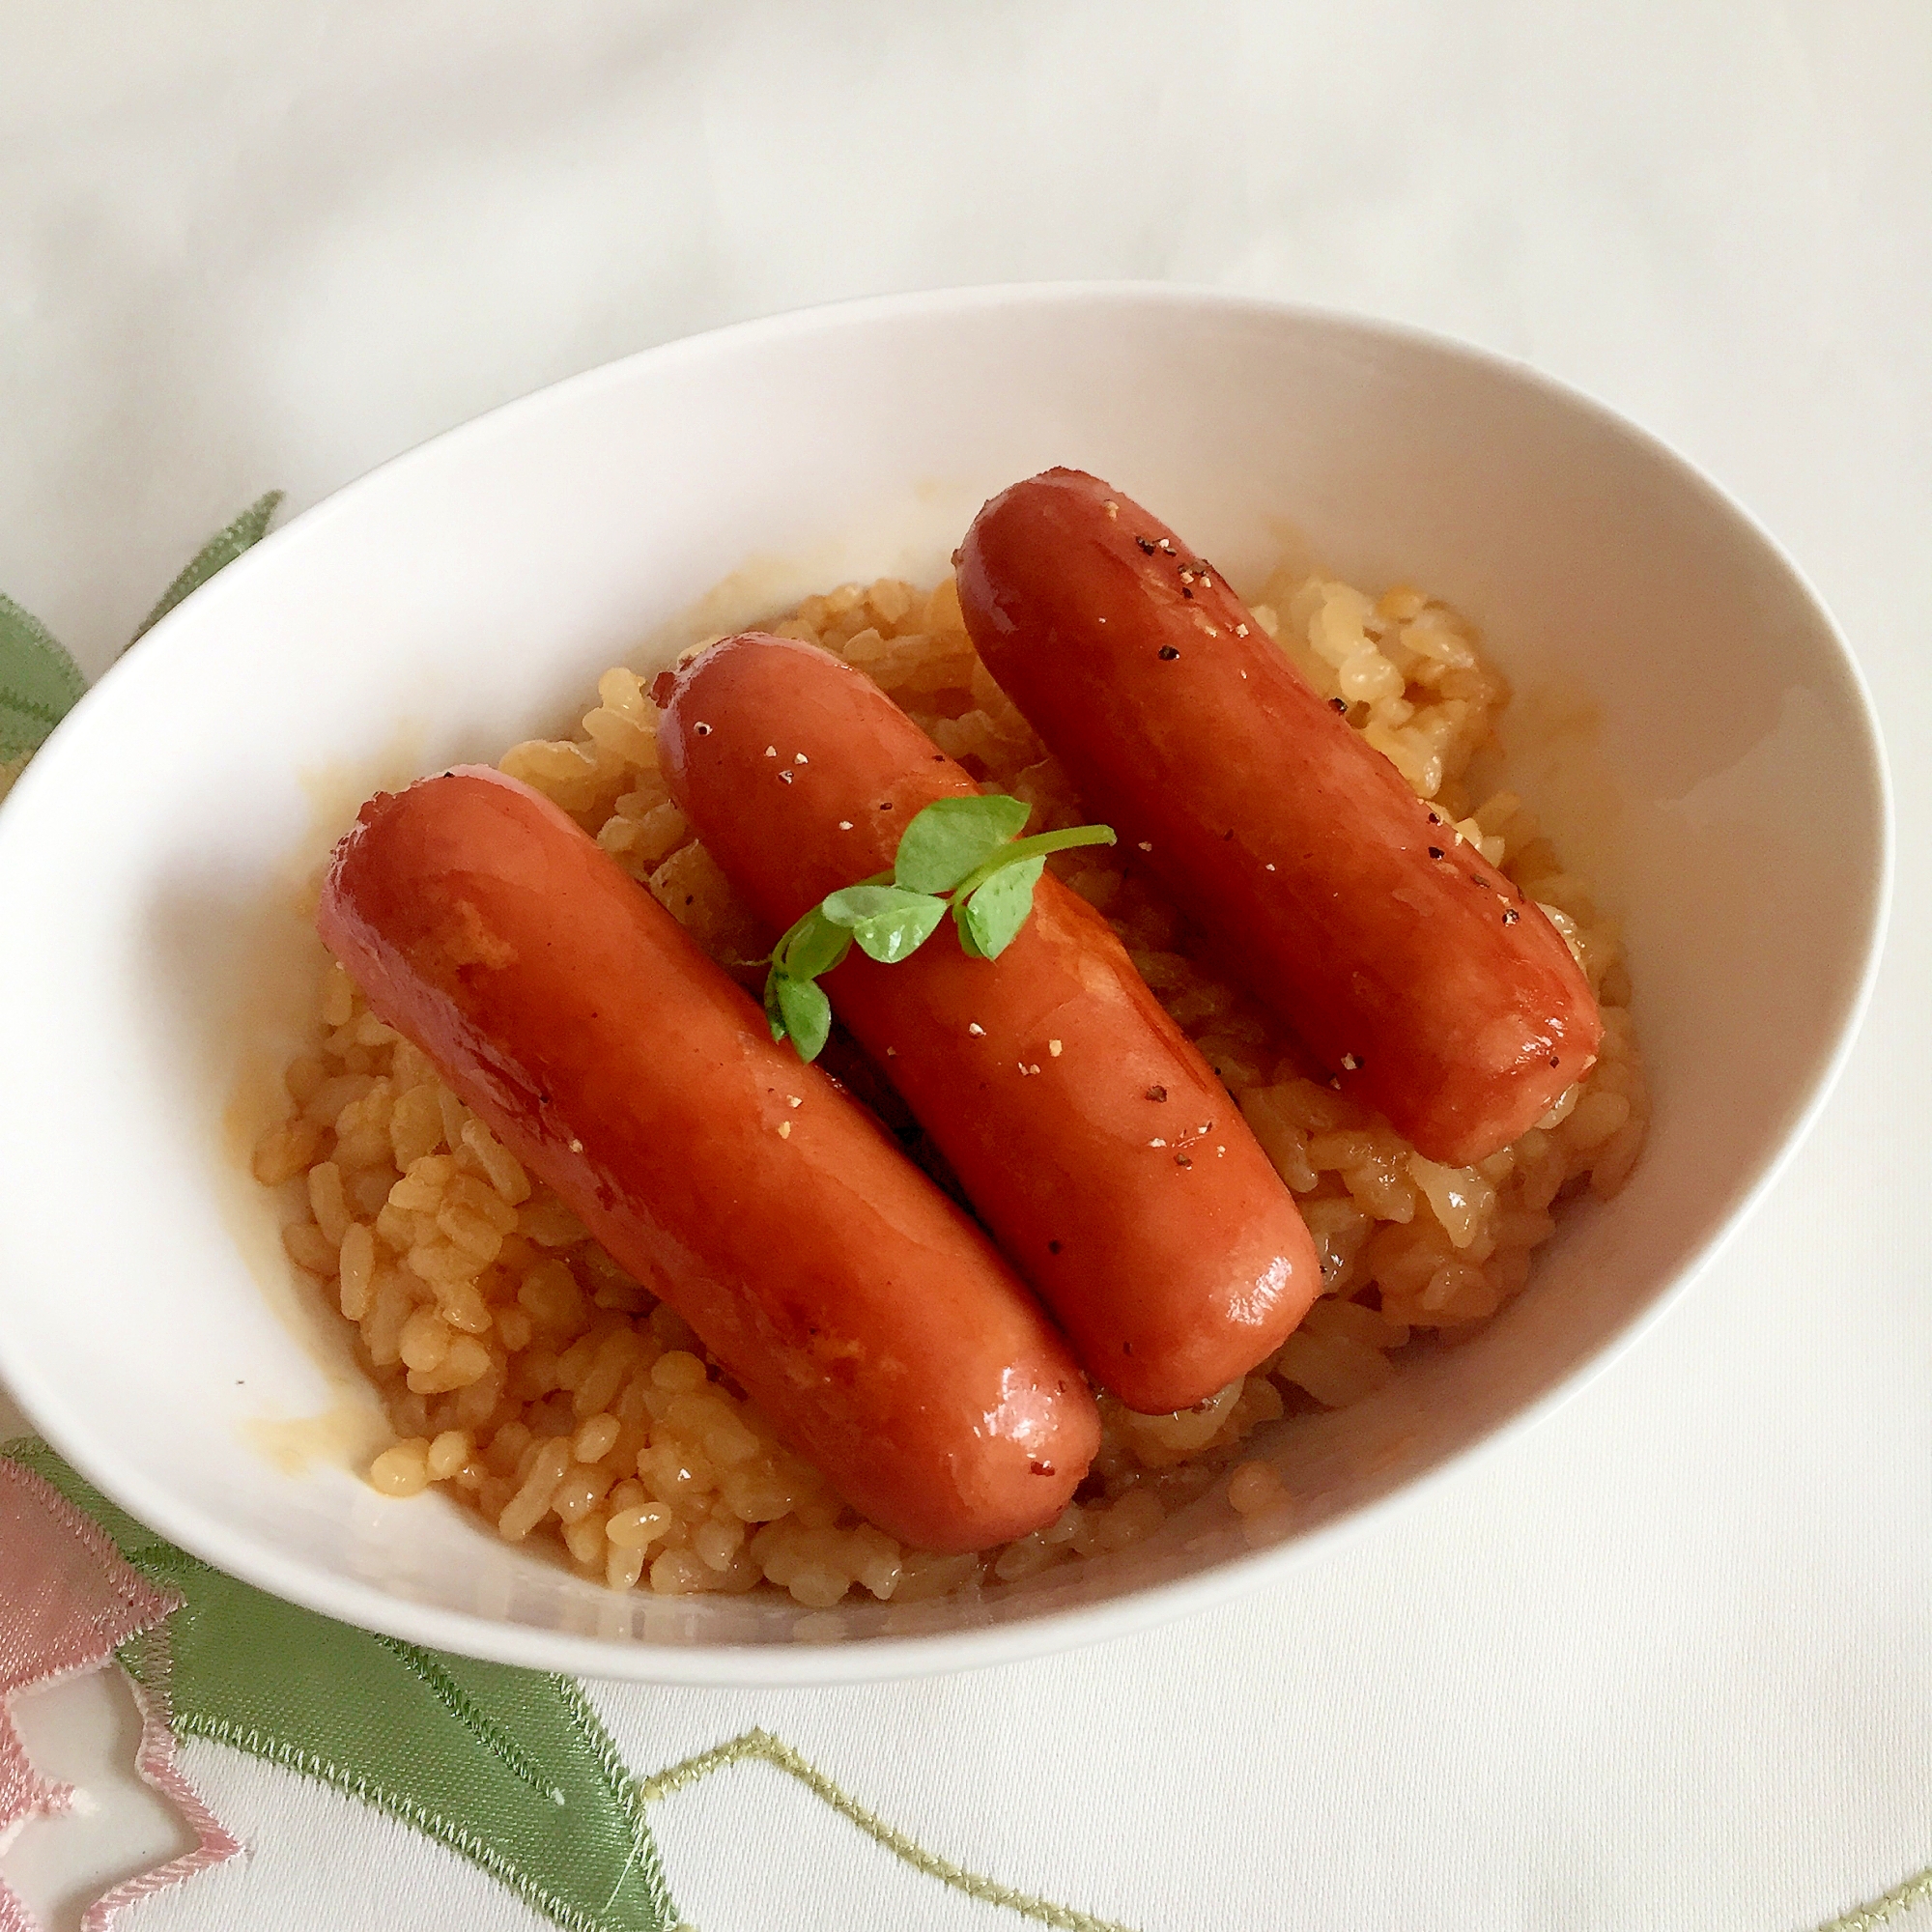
[0,288,1888,1683]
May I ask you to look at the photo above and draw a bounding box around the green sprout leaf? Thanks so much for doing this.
[763,968,790,1043]
[954,899,990,959]
[772,973,833,1062]
[821,884,948,963]
[760,794,1118,1062]
[959,855,1046,959]
[782,906,853,980]
[819,884,910,925]
[892,793,1033,894]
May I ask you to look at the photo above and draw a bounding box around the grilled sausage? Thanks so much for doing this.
[655,636,1321,1413]
[956,469,1602,1165]
[318,766,1099,1551]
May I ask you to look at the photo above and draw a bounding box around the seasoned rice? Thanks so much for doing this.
[255,564,1647,1605]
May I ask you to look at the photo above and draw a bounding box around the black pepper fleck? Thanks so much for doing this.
[1503,907,1520,923]
[1030,1461,1055,1477]
[1158,644,1180,660]
[694,723,712,736]
[1175,1151,1192,1168]
[1048,1239,1062,1254]
[1549,1055,1561,1067]
[1428,846,1444,859]
[1136,536,1157,554]
[1330,697,1348,713]
[1146,1084,1168,1102]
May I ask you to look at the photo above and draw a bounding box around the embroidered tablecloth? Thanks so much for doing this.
[4,2,1930,1926]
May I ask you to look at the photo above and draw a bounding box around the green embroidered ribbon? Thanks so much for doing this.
[0,490,283,795]
[130,490,284,641]
[0,592,86,788]
[8,1440,682,1932]
[6,1435,1153,1932]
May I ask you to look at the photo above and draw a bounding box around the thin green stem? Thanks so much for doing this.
[951,824,1117,898]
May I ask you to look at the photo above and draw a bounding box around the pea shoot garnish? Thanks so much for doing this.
[762,793,1116,1062]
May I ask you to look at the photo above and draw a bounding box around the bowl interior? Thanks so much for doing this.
[0,290,1886,1682]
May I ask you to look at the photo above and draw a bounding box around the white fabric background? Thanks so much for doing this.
[3,1,1929,1926]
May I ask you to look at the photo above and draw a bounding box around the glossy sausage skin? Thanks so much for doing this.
[317,767,1098,1551]
[957,469,1603,1166]
[655,635,1321,1414]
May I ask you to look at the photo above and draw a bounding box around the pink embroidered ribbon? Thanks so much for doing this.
[0,1461,239,1932]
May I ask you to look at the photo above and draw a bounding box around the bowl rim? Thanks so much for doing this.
[0,280,1893,1685]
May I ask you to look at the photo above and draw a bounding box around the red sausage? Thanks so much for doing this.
[957,469,1603,1167]
[655,636,1321,1414]
[317,767,1098,1552]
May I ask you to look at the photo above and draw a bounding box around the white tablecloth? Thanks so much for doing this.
[4,3,1929,1926]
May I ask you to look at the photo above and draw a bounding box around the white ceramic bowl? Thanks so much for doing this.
[0,288,1888,1684]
